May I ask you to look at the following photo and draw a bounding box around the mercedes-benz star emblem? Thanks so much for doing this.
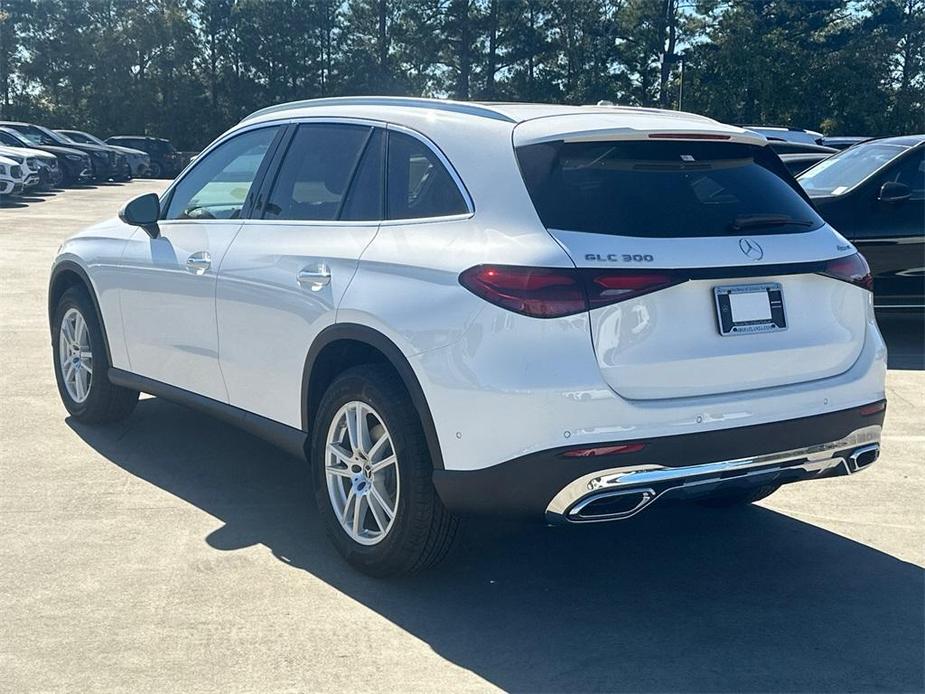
[739,238,764,261]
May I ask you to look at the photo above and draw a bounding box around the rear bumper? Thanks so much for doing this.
[433,401,886,521]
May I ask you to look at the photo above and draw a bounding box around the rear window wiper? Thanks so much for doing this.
[729,214,816,231]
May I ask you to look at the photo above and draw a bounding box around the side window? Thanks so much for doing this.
[888,151,924,200]
[341,129,385,221]
[387,131,468,220]
[164,127,278,221]
[263,123,371,221]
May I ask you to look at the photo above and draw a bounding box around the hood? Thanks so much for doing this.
[57,141,114,156]
[109,144,148,157]
[25,144,89,159]
[0,145,54,161]
[0,155,17,166]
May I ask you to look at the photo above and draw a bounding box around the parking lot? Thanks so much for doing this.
[1,182,923,693]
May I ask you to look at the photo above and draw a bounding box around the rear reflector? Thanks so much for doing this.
[819,252,873,291]
[859,401,886,416]
[560,443,646,458]
[459,265,686,318]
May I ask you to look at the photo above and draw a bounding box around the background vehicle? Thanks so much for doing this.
[799,135,925,312]
[0,147,41,190]
[0,126,89,185]
[50,98,887,575]
[766,141,838,176]
[823,136,872,150]
[780,152,834,175]
[0,121,121,181]
[56,129,139,180]
[105,136,183,178]
[59,129,150,178]
[0,154,24,196]
[744,126,825,145]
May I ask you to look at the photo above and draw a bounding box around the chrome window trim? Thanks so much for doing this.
[386,122,475,219]
[158,119,289,213]
[159,116,476,226]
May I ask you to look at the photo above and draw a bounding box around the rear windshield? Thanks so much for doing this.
[516,140,824,237]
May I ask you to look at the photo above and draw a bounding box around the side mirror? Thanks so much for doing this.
[119,193,161,238]
[878,181,911,204]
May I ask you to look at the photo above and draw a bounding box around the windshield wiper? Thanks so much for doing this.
[729,214,815,231]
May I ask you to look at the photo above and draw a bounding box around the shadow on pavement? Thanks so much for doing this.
[878,314,924,370]
[69,399,924,693]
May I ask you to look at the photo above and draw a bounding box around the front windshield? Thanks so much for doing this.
[798,143,907,196]
[11,124,59,146]
[62,131,95,144]
[37,125,71,145]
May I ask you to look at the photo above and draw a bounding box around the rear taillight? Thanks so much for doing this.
[586,270,684,309]
[819,253,873,291]
[459,265,685,318]
[458,266,585,318]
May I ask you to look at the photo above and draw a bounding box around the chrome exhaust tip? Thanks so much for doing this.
[567,487,657,522]
[847,444,880,473]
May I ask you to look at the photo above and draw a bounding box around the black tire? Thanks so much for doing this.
[311,365,459,577]
[697,484,780,508]
[52,286,139,423]
[149,161,164,178]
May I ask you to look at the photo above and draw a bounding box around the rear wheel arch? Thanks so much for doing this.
[302,324,445,470]
[48,262,113,364]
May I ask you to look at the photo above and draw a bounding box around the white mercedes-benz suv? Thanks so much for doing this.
[49,97,887,575]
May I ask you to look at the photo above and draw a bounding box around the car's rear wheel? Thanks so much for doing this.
[697,484,780,508]
[52,286,138,423]
[312,365,459,576]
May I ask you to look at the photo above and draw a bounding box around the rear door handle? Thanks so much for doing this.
[297,263,331,291]
[186,251,212,275]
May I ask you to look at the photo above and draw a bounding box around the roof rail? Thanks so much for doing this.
[241,96,516,124]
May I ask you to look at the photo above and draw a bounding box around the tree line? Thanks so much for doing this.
[1,0,922,150]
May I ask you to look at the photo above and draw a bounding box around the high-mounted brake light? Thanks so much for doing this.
[819,253,873,291]
[459,265,686,318]
[648,133,732,140]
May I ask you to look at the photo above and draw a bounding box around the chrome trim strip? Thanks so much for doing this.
[241,97,516,124]
[546,425,882,523]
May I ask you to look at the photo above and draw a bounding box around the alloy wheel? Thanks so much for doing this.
[58,307,93,403]
[325,401,399,546]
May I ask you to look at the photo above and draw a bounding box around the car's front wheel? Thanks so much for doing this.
[52,286,139,423]
[148,161,164,178]
[312,365,459,576]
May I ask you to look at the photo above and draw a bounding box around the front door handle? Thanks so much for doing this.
[297,264,332,291]
[186,251,212,275]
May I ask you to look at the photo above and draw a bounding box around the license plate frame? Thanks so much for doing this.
[714,283,787,336]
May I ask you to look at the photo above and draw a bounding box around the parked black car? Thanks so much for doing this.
[799,135,925,311]
[0,126,92,185]
[768,141,839,156]
[779,152,835,176]
[0,121,123,181]
[822,136,873,150]
[105,136,184,178]
[58,129,150,178]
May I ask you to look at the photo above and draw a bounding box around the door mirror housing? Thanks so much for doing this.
[878,181,911,204]
[119,193,161,238]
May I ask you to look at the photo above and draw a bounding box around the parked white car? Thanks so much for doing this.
[0,143,59,187]
[49,97,887,575]
[0,147,41,190]
[0,154,26,196]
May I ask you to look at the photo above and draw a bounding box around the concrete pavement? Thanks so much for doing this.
[1,182,923,693]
